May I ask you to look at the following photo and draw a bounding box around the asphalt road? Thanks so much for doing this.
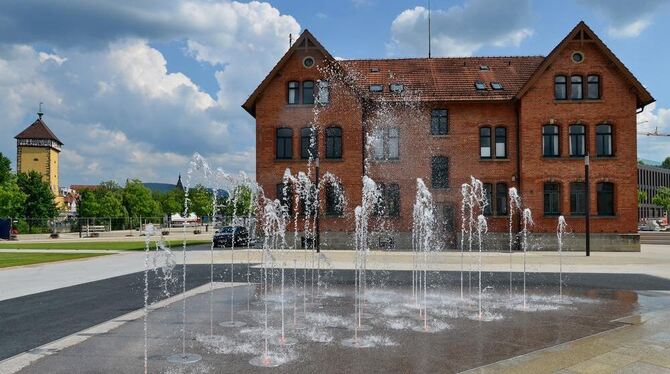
[2,265,670,362]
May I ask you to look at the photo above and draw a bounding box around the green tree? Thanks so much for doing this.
[79,188,126,218]
[16,171,58,232]
[0,152,11,185]
[219,186,254,216]
[154,189,184,216]
[638,190,648,204]
[662,157,670,169]
[188,185,213,218]
[652,187,670,214]
[122,179,161,219]
[0,180,26,217]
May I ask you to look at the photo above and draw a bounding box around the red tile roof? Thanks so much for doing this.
[339,56,545,102]
[14,118,63,145]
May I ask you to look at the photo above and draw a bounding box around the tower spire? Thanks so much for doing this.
[37,102,44,119]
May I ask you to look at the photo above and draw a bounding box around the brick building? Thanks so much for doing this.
[243,22,653,251]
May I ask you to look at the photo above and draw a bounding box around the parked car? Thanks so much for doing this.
[213,226,250,247]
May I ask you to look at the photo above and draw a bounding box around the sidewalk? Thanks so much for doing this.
[2,244,669,302]
[462,293,670,374]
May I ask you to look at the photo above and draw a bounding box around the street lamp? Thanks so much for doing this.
[585,154,590,257]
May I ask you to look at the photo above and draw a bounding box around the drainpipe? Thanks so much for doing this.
[515,100,522,251]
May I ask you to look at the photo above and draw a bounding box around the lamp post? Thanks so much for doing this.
[585,154,591,257]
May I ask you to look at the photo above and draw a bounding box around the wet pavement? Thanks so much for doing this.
[12,271,670,374]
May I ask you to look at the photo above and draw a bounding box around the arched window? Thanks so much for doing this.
[496,182,508,215]
[554,75,567,100]
[570,182,586,215]
[325,127,342,159]
[571,75,583,100]
[542,125,560,157]
[375,183,400,217]
[479,127,491,158]
[276,128,293,159]
[300,127,317,159]
[276,183,293,214]
[597,182,615,216]
[569,124,586,157]
[596,124,613,156]
[325,183,344,216]
[302,80,314,104]
[287,81,299,104]
[587,75,600,99]
[544,182,561,216]
[431,156,449,188]
[495,127,507,158]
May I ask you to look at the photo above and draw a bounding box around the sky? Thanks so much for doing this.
[1,0,669,187]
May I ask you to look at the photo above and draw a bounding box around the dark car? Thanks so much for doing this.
[213,226,250,248]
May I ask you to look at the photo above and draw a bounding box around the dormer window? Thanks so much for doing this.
[479,65,490,71]
[390,83,404,93]
[475,81,486,90]
[369,84,383,92]
[370,67,380,73]
[491,82,503,90]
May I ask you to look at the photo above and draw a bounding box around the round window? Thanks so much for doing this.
[571,52,584,63]
[303,57,315,68]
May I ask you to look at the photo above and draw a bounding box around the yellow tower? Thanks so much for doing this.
[15,110,64,206]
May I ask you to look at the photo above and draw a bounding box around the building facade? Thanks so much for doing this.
[244,22,653,251]
[639,164,670,220]
[15,112,64,206]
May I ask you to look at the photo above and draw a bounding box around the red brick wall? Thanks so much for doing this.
[254,40,640,237]
[519,40,639,234]
[255,46,364,232]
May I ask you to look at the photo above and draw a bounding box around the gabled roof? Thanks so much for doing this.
[15,116,63,145]
[242,29,336,117]
[340,56,544,102]
[515,21,654,108]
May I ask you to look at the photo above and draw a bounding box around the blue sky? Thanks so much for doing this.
[1,0,669,186]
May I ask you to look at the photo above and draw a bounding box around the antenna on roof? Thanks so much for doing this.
[289,33,293,50]
[37,102,44,119]
[428,0,432,59]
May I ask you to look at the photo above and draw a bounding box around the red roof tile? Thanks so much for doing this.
[339,56,545,102]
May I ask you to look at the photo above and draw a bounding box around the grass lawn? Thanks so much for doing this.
[0,252,110,268]
[0,240,212,251]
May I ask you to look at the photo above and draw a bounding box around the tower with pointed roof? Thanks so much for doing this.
[15,109,64,206]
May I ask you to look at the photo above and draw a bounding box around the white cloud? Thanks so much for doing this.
[578,0,665,39]
[608,19,651,38]
[38,52,67,65]
[388,0,533,57]
[637,103,670,162]
[0,1,300,186]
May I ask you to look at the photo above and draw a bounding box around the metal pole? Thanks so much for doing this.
[585,154,590,257]
[315,157,321,253]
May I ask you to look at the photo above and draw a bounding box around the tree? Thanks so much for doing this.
[0,180,26,218]
[219,186,254,216]
[79,188,126,218]
[638,190,648,204]
[662,157,670,170]
[0,152,11,185]
[122,179,161,219]
[652,187,670,215]
[154,189,184,217]
[188,185,213,218]
[16,171,58,232]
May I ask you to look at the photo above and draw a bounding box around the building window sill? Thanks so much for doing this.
[431,134,450,138]
[553,99,603,104]
[479,158,510,162]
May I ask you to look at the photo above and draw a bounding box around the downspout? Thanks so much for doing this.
[515,99,522,251]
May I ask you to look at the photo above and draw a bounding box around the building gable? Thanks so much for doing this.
[516,21,654,109]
